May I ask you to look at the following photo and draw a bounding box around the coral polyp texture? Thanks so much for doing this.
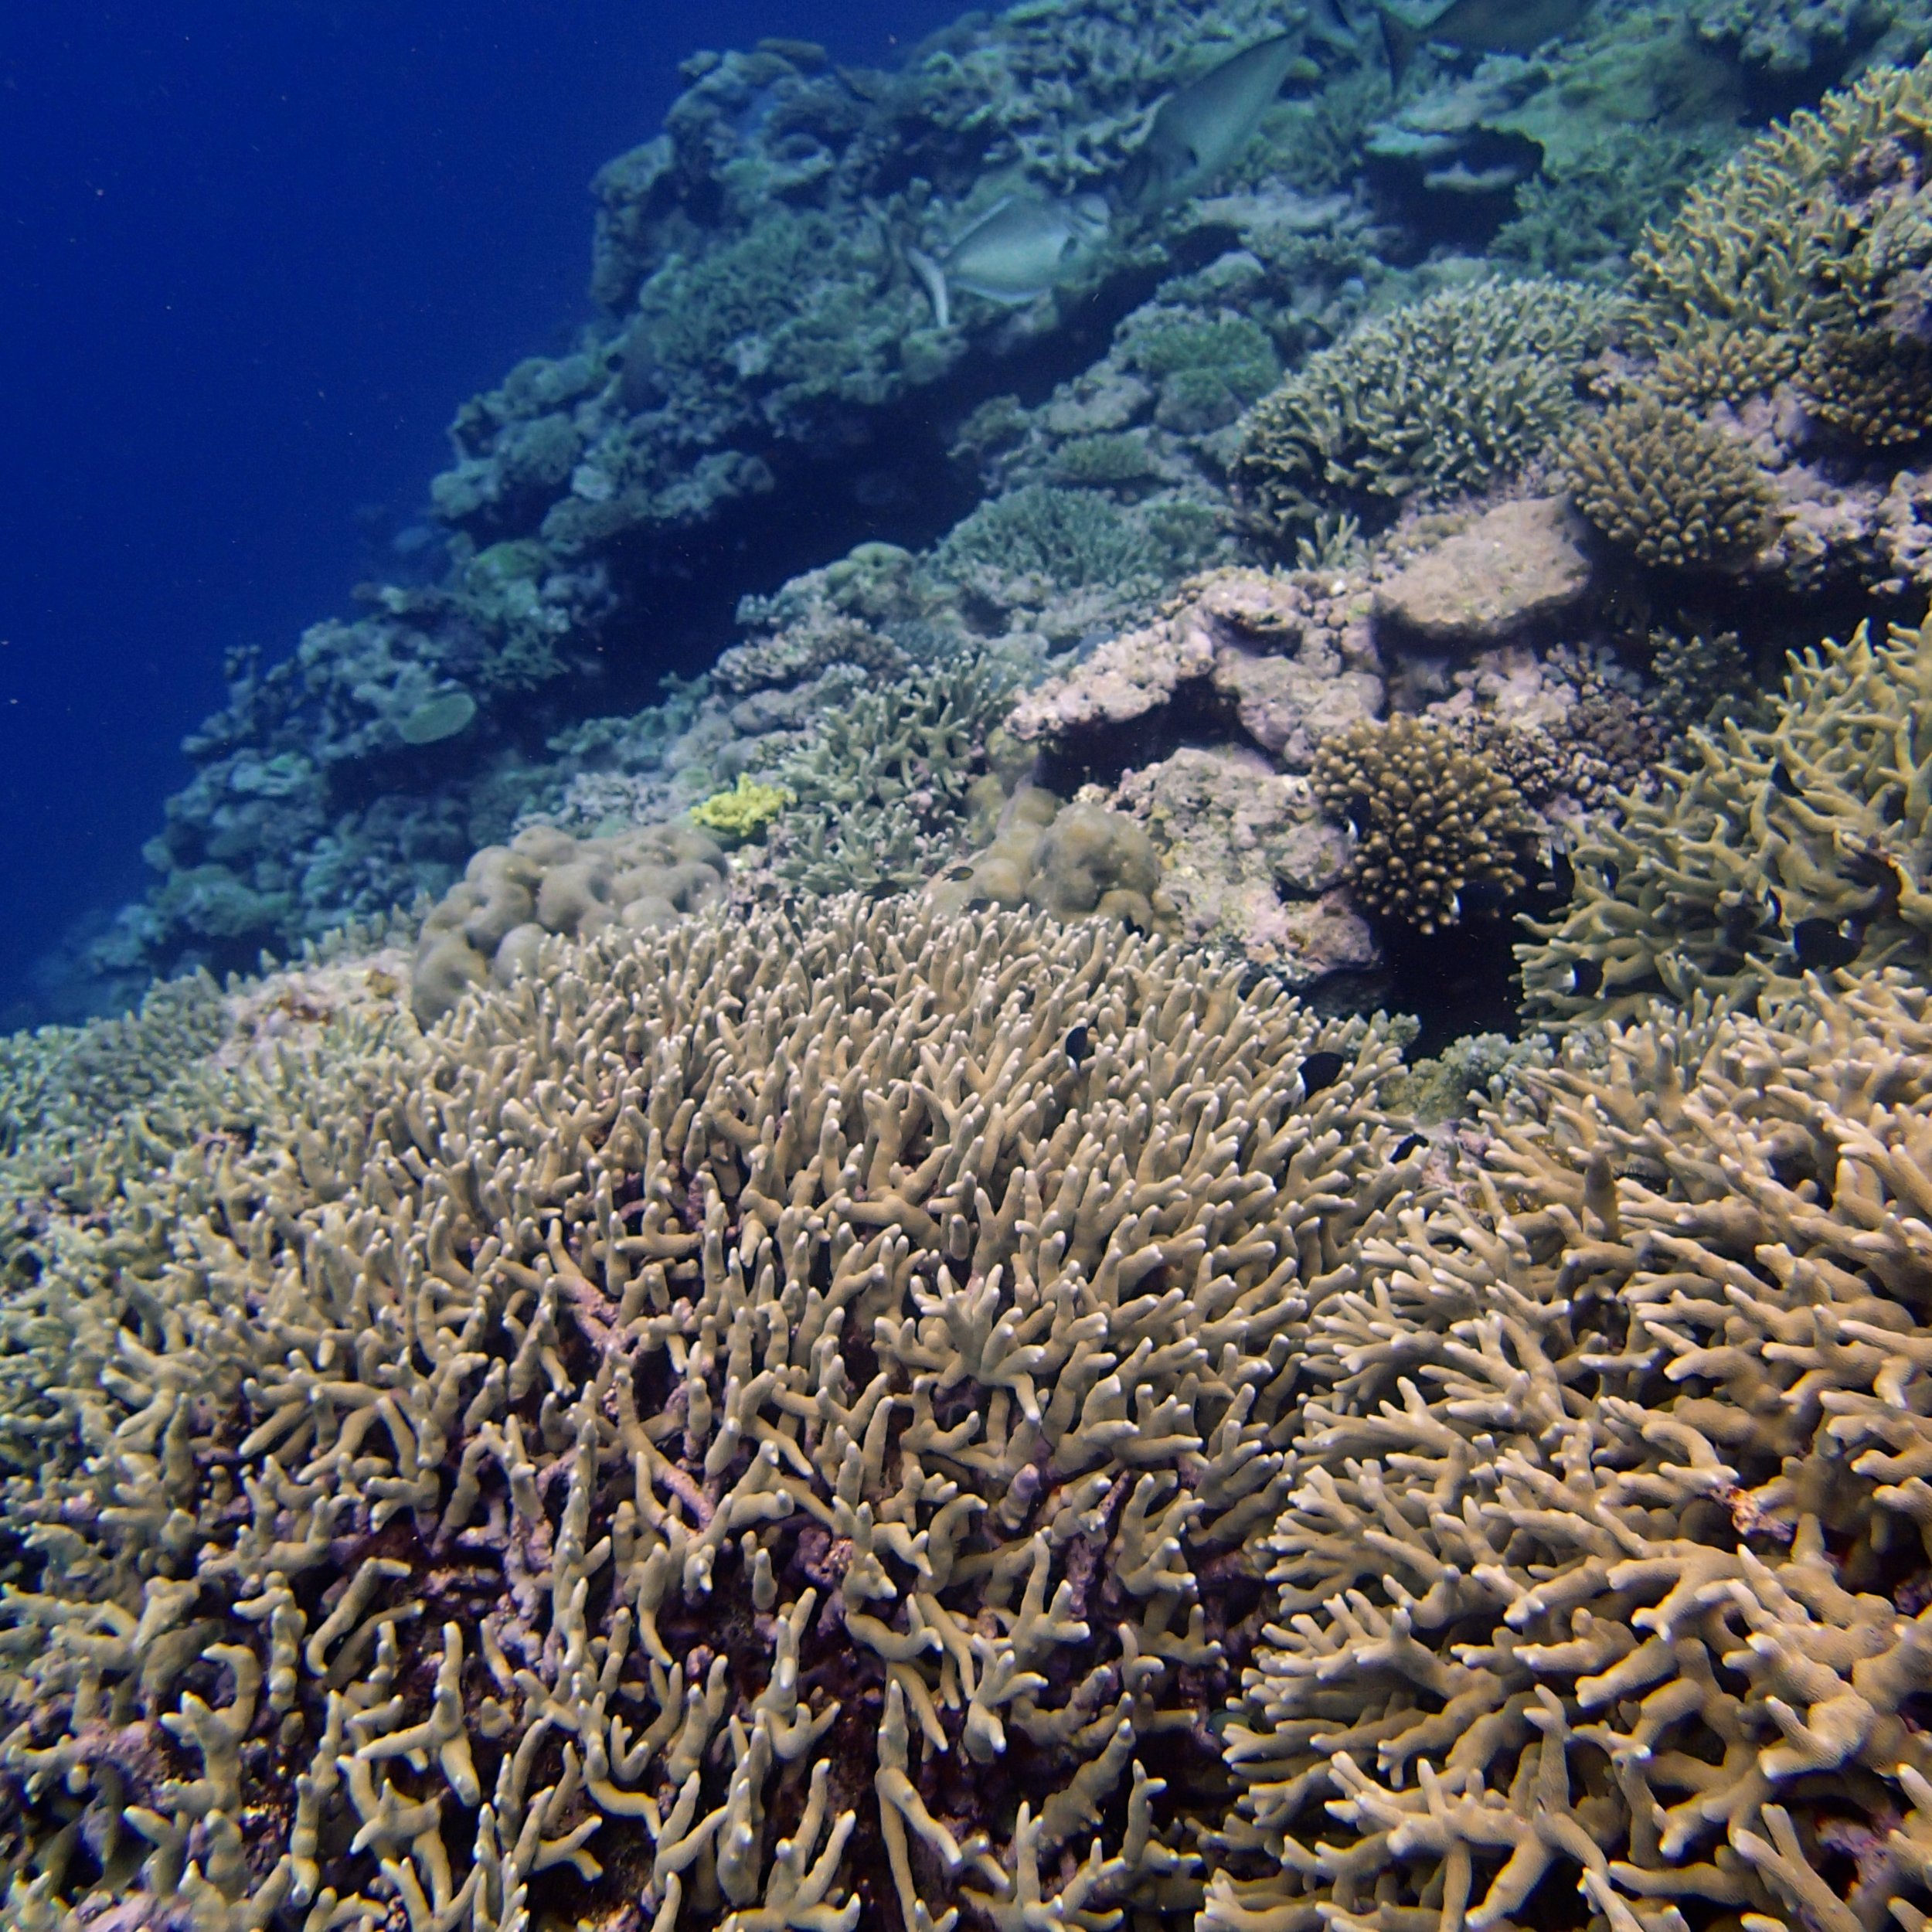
[1564,391,1777,570]
[1230,281,1620,543]
[1521,614,1932,1026]
[1312,716,1537,935]
[0,900,1420,1929]
[1206,974,1932,1932]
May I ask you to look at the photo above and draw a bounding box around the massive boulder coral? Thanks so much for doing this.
[1521,613,1932,1026]
[0,900,1422,1928]
[411,823,727,1022]
[1208,973,1932,1932]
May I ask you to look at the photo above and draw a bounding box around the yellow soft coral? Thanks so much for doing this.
[689,772,794,840]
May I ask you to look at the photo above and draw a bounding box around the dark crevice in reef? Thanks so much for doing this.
[1026,679,1242,798]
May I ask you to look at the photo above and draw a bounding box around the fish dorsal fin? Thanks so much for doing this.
[945,194,1019,261]
[1376,2,1425,85]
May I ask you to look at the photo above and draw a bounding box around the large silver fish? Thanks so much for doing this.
[1122,32,1321,208]
[1376,0,1591,84]
[909,192,1111,327]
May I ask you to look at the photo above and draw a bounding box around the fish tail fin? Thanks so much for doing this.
[1375,3,1422,86]
[906,248,951,329]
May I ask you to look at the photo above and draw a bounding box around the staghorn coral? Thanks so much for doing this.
[1207,972,1932,1932]
[0,974,228,1164]
[1230,281,1621,542]
[1631,53,1932,439]
[1521,613,1932,1027]
[1565,391,1778,569]
[0,900,1420,1929]
[1312,716,1538,935]
[760,659,1017,899]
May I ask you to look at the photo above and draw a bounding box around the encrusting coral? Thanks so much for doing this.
[1206,972,1932,1932]
[1564,391,1778,570]
[1313,716,1538,935]
[0,899,1422,1930]
[1521,613,1932,1027]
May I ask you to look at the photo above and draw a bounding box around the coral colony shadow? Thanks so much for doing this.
[12,2,1932,1929]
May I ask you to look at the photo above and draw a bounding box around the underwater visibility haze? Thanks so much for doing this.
[14,0,1932,1926]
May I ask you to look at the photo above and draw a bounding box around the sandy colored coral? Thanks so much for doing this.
[1522,614,1932,1027]
[1312,716,1537,934]
[1207,972,1932,1932]
[412,823,726,1022]
[1565,392,1777,569]
[925,786,1178,933]
[0,900,1422,1930]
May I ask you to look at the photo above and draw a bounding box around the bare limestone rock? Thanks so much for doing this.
[1009,568,1383,773]
[1373,495,1591,647]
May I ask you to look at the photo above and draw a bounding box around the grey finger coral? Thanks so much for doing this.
[1208,972,1932,1932]
[1564,391,1777,569]
[1231,280,1621,543]
[1521,613,1932,1026]
[0,899,1421,1930]
[1312,716,1538,934]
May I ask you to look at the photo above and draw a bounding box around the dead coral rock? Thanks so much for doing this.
[1113,746,1377,985]
[1009,568,1383,773]
[1372,496,1593,647]
[1210,650,1382,767]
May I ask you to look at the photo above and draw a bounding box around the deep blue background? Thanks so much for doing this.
[0,1,961,1022]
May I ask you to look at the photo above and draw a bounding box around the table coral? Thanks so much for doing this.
[1521,613,1932,1026]
[0,901,1422,1930]
[1208,971,1932,1932]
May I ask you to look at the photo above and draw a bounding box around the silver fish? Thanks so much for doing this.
[909,192,1111,327]
[1123,32,1321,208]
[1376,0,1591,84]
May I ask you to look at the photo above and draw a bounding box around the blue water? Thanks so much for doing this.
[0,2,960,1023]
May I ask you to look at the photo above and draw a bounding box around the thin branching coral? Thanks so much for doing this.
[1207,973,1932,1932]
[1631,53,1932,442]
[1564,391,1777,569]
[1313,717,1538,935]
[1521,614,1932,1027]
[1230,281,1621,542]
[0,900,1422,1930]
[761,659,1018,896]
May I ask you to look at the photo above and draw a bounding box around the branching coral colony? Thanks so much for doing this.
[0,902,1420,1930]
[1207,976,1932,1932]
